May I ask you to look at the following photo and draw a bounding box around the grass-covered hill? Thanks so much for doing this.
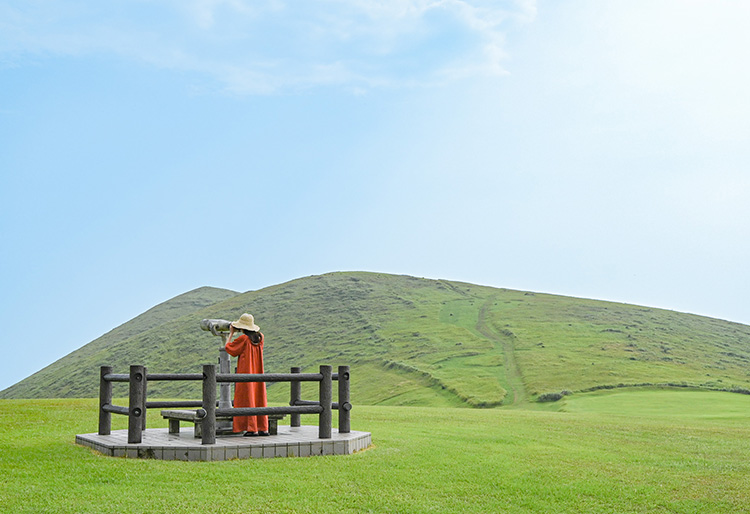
[2,272,749,405]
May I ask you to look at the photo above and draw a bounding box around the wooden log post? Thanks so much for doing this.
[338,365,351,434]
[142,369,148,431]
[290,366,301,427]
[98,366,113,435]
[319,365,332,439]
[128,365,146,444]
[201,364,217,445]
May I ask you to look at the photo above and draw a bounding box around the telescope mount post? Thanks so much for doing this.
[216,334,234,435]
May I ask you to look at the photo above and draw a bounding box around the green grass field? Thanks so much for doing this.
[2,389,750,513]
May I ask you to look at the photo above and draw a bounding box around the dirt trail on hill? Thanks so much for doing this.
[476,299,528,406]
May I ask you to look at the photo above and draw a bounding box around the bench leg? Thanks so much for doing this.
[168,419,180,434]
[269,419,278,436]
[194,421,202,438]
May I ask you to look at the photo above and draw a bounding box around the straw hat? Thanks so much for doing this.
[231,313,260,332]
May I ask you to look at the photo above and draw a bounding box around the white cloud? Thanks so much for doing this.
[0,0,535,93]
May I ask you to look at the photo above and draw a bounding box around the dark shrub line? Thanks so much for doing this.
[538,382,750,402]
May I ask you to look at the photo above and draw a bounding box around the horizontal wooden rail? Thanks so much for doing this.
[146,373,204,381]
[216,405,323,417]
[146,400,209,409]
[106,372,342,383]
[293,399,352,411]
[292,399,321,406]
[103,373,130,383]
[101,404,129,416]
[217,372,322,383]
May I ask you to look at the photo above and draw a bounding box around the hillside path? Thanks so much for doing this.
[476,299,528,406]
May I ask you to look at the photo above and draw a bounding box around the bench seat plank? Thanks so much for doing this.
[161,409,285,436]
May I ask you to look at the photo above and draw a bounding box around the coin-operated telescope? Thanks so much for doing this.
[200,318,235,434]
[200,319,232,336]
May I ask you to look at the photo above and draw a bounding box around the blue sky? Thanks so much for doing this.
[1,0,749,392]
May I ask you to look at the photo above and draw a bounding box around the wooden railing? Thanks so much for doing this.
[98,364,352,444]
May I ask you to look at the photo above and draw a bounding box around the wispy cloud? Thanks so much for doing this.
[0,0,535,93]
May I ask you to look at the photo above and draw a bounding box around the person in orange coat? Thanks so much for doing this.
[225,313,269,436]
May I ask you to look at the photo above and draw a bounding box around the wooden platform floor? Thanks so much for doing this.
[76,425,372,461]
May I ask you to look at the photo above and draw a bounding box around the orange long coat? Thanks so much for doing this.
[225,333,268,433]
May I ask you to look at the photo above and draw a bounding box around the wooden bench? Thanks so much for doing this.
[161,409,285,437]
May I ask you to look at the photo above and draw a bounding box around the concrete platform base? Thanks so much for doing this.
[76,425,372,461]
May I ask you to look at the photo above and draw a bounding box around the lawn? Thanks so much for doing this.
[1,390,749,513]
